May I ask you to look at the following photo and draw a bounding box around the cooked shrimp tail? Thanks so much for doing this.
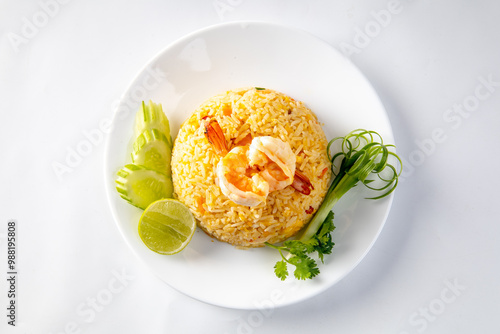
[291,169,314,195]
[201,116,228,156]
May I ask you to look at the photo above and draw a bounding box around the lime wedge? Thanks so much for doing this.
[138,199,196,255]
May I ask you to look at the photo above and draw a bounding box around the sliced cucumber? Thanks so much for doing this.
[115,101,175,210]
[135,100,172,147]
[115,164,173,210]
[132,129,172,175]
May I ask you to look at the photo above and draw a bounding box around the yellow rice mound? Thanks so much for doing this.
[171,87,331,247]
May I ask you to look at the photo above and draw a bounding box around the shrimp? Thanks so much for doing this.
[291,169,314,195]
[248,136,296,192]
[202,117,313,206]
[216,145,270,206]
[215,136,296,206]
[201,116,228,156]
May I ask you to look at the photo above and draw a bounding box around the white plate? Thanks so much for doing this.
[104,21,395,309]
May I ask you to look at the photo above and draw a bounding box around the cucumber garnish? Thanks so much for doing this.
[132,129,172,175]
[135,100,172,147]
[115,100,175,210]
[115,164,173,210]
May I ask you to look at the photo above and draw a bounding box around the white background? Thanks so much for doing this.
[1,0,499,333]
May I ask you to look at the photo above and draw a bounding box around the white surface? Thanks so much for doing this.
[1,0,499,333]
[105,21,396,309]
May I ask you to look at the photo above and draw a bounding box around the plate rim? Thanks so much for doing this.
[103,20,396,310]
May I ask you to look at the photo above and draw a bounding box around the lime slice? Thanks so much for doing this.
[138,199,196,255]
[115,164,173,210]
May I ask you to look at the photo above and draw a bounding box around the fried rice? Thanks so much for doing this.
[171,87,331,247]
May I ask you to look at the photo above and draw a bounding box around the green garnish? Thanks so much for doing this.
[255,87,266,90]
[115,164,173,210]
[266,129,402,280]
[267,211,335,280]
[115,101,174,209]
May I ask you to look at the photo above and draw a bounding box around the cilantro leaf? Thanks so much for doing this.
[265,211,336,280]
[283,239,316,255]
[289,255,320,280]
[318,211,335,236]
[312,211,336,262]
[274,260,289,281]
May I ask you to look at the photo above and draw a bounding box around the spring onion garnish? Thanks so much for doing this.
[266,129,402,280]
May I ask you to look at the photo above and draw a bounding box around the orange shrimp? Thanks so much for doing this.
[201,116,228,156]
[202,117,313,205]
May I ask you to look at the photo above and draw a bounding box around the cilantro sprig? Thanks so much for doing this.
[266,211,335,280]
